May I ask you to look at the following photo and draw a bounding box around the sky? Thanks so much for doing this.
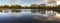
[0,0,60,6]
[0,0,47,6]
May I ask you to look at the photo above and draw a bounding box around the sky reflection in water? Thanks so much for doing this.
[0,9,59,23]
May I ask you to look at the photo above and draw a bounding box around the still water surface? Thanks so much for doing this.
[0,9,60,23]
[0,9,59,17]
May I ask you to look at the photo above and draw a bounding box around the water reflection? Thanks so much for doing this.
[0,9,59,23]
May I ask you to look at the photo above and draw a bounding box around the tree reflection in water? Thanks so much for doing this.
[0,9,59,23]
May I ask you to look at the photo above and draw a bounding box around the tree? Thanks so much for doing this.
[3,5,10,9]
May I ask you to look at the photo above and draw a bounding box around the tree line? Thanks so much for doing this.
[0,5,60,9]
[0,5,60,13]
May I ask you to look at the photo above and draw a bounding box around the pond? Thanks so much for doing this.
[0,9,60,23]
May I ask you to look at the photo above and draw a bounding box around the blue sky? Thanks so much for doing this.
[0,0,46,6]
